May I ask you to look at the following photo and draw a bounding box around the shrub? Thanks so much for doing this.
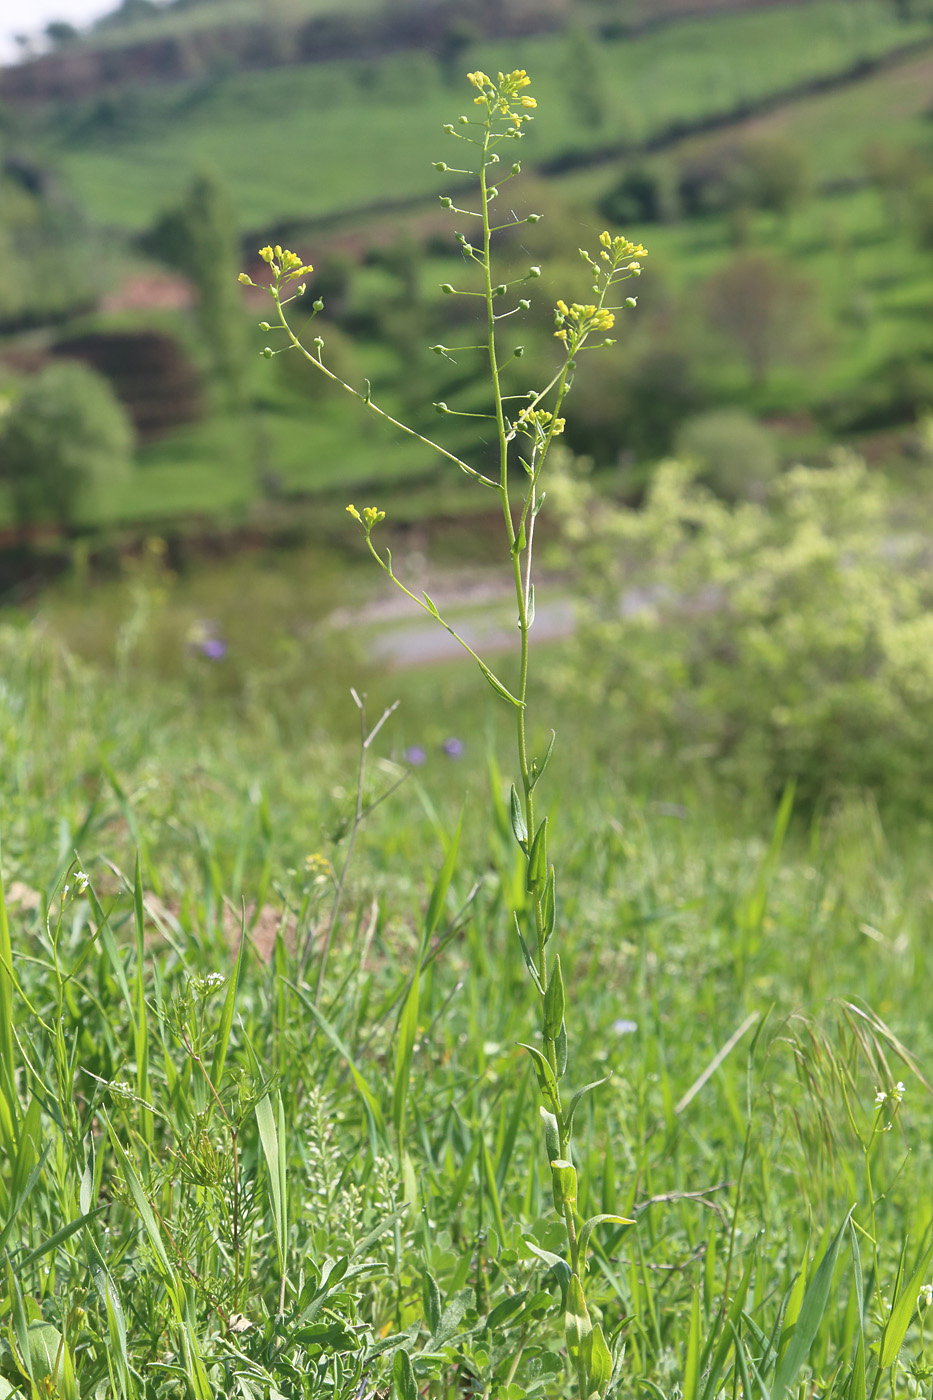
[674,407,779,501]
[553,452,933,809]
[0,361,134,529]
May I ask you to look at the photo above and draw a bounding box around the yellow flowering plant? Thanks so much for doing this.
[243,67,645,1400]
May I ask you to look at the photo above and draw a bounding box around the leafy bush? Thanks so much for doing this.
[554,452,933,808]
[674,407,779,501]
[0,361,134,529]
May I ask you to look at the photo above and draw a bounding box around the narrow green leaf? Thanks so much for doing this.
[527,583,536,629]
[393,1348,417,1400]
[566,1074,612,1134]
[286,981,386,1141]
[529,731,556,791]
[526,1239,572,1288]
[701,1247,756,1400]
[422,1271,442,1336]
[510,785,528,848]
[771,1208,853,1400]
[527,817,548,891]
[485,1291,529,1332]
[683,1286,702,1400]
[424,816,461,945]
[880,1236,933,1367]
[543,956,565,1041]
[515,915,543,992]
[256,1093,287,1272]
[577,1214,633,1274]
[210,907,245,1090]
[565,1275,592,1363]
[584,1321,613,1398]
[540,1107,560,1163]
[103,1116,174,1283]
[518,1042,561,1114]
[392,969,420,1147]
[478,659,523,708]
[0,843,17,1156]
[541,865,556,942]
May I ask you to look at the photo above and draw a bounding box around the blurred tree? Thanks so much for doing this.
[703,253,818,386]
[142,173,247,408]
[675,408,779,501]
[598,166,663,226]
[0,363,134,532]
[44,21,80,47]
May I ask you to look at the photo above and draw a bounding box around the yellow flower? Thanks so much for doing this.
[259,246,275,264]
[346,504,361,522]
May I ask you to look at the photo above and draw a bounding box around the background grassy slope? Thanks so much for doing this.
[28,2,932,230]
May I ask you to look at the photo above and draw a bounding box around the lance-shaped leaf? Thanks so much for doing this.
[583,1322,613,1399]
[565,1275,592,1365]
[510,785,528,849]
[519,1042,561,1114]
[577,1214,634,1274]
[543,957,565,1041]
[527,818,548,891]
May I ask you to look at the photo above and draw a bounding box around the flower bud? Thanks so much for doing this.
[433,161,448,171]
[430,344,448,355]
[435,401,450,414]
[458,115,469,125]
[259,321,271,331]
[518,298,531,310]
[625,297,637,308]
[488,186,498,200]
[313,337,324,350]
[527,266,541,279]
[313,299,324,312]
[261,347,273,359]
[440,196,453,208]
[238,272,252,285]
[527,213,541,223]
[493,284,507,297]
[513,346,524,358]
[440,284,455,295]
[512,163,522,175]
[442,124,455,134]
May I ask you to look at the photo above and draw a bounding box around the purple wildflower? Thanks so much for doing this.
[200,638,227,661]
[404,746,427,766]
[443,737,464,759]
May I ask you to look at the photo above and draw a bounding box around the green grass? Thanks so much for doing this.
[2,579,933,1398]
[29,2,933,232]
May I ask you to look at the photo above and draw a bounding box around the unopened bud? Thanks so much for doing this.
[493,284,507,297]
[261,347,273,359]
[513,346,524,358]
[435,401,450,414]
[625,297,637,308]
[527,266,541,279]
[443,123,455,134]
[313,298,324,312]
[488,186,498,200]
[440,284,455,295]
[259,321,271,331]
[511,162,521,174]
[440,196,453,208]
[458,115,469,125]
[430,344,448,355]
[527,213,541,223]
[433,161,448,171]
[313,337,324,350]
[518,299,531,310]
[238,272,252,285]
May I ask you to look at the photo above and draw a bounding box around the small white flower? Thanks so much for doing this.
[874,1089,887,1107]
[920,1283,933,1308]
[75,870,89,893]
[892,1081,906,1103]
[62,885,70,899]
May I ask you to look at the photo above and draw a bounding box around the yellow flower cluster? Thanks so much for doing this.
[553,301,616,343]
[346,504,386,530]
[467,69,536,127]
[516,406,565,439]
[257,244,314,281]
[598,230,648,267]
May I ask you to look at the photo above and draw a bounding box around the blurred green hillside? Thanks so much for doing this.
[1,0,933,545]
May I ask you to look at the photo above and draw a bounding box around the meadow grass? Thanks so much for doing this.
[1,603,933,1398]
